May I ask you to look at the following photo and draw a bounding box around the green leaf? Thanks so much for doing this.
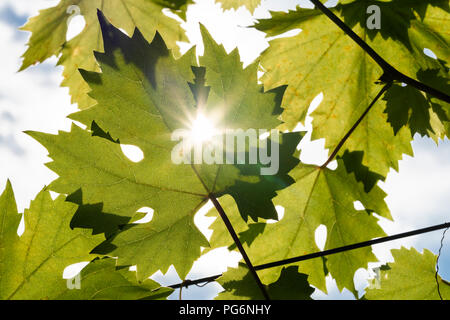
[207,159,390,295]
[67,189,131,237]
[20,0,190,109]
[216,264,314,300]
[0,180,21,285]
[27,123,210,282]
[215,0,261,14]
[0,182,172,300]
[384,67,450,140]
[384,84,436,137]
[365,247,450,300]
[339,150,386,192]
[0,182,104,300]
[255,0,450,176]
[198,24,285,132]
[29,13,302,281]
[57,258,173,300]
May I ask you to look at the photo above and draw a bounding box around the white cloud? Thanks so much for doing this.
[0,16,77,212]
[1,0,59,17]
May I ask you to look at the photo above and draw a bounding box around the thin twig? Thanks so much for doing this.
[209,195,271,300]
[168,222,450,289]
[309,0,450,103]
[189,163,270,299]
[435,225,449,300]
[321,81,392,168]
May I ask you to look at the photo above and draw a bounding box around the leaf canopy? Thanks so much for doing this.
[365,247,450,300]
[29,12,303,281]
[207,158,390,295]
[20,0,191,109]
[216,264,314,300]
[57,258,173,300]
[255,0,450,176]
[0,181,103,299]
[13,0,450,301]
[384,67,450,141]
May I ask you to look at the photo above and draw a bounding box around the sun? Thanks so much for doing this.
[189,112,217,144]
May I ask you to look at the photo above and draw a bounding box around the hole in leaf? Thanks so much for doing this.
[120,144,144,162]
[63,261,90,279]
[423,48,437,59]
[66,13,85,41]
[315,224,327,251]
[132,207,154,224]
[353,200,365,211]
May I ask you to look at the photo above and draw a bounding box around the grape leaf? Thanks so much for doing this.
[0,180,21,291]
[57,258,173,300]
[215,0,261,14]
[28,12,302,281]
[19,0,191,109]
[255,0,450,176]
[207,158,390,295]
[216,264,314,300]
[339,150,385,192]
[28,123,210,282]
[365,247,450,300]
[383,84,446,139]
[384,66,450,140]
[0,181,103,300]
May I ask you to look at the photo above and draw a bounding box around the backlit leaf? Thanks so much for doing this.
[365,247,450,300]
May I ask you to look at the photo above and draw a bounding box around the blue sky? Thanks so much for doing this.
[0,0,448,300]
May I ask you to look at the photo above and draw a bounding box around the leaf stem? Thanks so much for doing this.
[188,163,270,300]
[309,0,450,103]
[209,194,271,300]
[320,81,392,169]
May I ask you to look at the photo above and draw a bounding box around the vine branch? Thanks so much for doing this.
[209,195,271,300]
[189,163,270,299]
[168,221,450,290]
[309,0,450,103]
[321,81,392,168]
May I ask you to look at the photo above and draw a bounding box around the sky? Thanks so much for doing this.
[0,0,448,300]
